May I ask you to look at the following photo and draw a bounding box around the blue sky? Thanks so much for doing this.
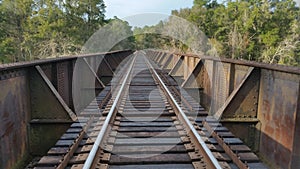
[104,0,194,27]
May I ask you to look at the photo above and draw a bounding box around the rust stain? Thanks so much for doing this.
[0,76,29,169]
[264,125,274,136]
[262,100,270,114]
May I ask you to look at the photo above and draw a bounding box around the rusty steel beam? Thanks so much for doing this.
[257,70,300,168]
[146,50,300,169]
[228,63,235,95]
[0,69,30,169]
[291,82,300,168]
[36,66,77,121]
[83,58,105,88]
[164,51,300,75]
[169,55,184,76]
[182,59,203,88]
[154,52,164,63]
[161,54,174,70]
[210,61,218,113]
[29,66,74,156]
[147,50,300,74]
[213,67,258,120]
[159,53,172,69]
[30,67,74,121]
[162,55,185,85]
[0,50,133,169]
[0,50,133,71]
[157,53,167,66]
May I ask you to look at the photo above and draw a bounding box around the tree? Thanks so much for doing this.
[145,0,300,66]
[0,0,33,62]
[24,0,71,58]
[83,17,134,53]
[70,0,106,42]
[0,0,107,62]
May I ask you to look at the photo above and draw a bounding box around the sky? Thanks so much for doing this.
[104,0,300,27]
[104,0,194,27]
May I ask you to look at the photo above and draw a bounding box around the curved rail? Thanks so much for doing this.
[145,56,222,169]
[83,55,136,169]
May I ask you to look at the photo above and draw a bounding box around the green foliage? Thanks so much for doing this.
[105,17,135,51]
[134,0,300,66]
[0,0,33,62]
[0,0,107,63]
[1,0,299,66]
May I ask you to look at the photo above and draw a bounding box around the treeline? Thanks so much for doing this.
[1,0,300,66]
[0,0,130,63]
[134,0,300,66]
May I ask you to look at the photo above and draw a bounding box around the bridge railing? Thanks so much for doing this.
[146,50,300,169]
[0,50,133,169]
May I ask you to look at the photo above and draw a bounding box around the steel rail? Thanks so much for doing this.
[155,60,250,168]
[57,117,94,169]
[145,55,222,169]
[83,55,136,169]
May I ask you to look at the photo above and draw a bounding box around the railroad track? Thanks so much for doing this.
[32,52,267,169]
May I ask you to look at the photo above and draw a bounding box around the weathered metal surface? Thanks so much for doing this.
[291,83,300,169]
[223,122,260,152]
[147,50,300,169]
[201,60,213,110]
[29,123,71,156]
[56,61,72,106]
[72,55,120,112]
[182,60,202,89]
[159,53,172,69]
[0,50,133,169]
[157,53,168,66]
[221,68,259,120]
[258,70,300,169]
[234,65,250,90]
[211,61,230,114]
[161,54,174,70]
[30,67,73,120]
[170,51,300,75]
[0,70,30,169]
[0,50,133,71]
[29,65,76,155]
[169,55,184,77]
[38,62,74,110]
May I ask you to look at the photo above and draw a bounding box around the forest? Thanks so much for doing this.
[0,0,299,66]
